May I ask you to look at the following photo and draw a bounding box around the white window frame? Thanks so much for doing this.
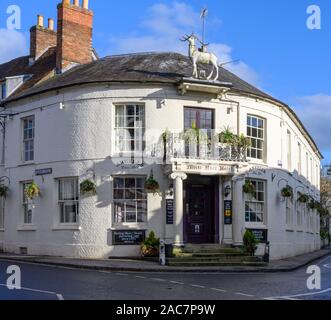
[287,130,292,172]
[297,142,302,175]
[247,115,265,161]
[113,176,147,225]
[22,181,33,225]
[114,104,145,155]
[58,178,79,225]
[286,199,293,228]
[0,197,4,230]
[245,179,266,225]
[22,116,35,163]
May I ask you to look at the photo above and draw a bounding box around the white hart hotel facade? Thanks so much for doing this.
[0,1,322,260]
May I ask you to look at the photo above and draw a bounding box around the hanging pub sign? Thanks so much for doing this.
[166,199,174,225]
[224,200,232,225]
[248,229,268,243]
[112,230,146,246]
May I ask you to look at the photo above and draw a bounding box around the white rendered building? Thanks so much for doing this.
[0,1,322,260]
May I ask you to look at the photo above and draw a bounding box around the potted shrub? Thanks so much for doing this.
[218,127,236,144]
[243,181,256,196]
[181,122,209,145]
[80,179,97,196]
[297,192,309,204]
[236,134,252,149]
[243,230,259,257]
[281,185,293,198]
[24,182,41,200]
[141,231,160,258]
[144,172,160,194]
[0,185,9,198]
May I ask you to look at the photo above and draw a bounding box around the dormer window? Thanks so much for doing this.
[0,83,6,100]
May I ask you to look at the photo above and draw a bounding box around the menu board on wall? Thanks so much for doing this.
[112,230,146,245]
[224,200,232,225]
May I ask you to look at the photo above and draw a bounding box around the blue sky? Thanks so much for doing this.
[0,0,330,163]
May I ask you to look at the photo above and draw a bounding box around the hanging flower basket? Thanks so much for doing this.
[307,198,318,210]
[0,185,9,198]
[80,179,97,196]
[144,173,160,194]
[297,192,309,204]
[24,182,41,200]
[243,181,256,196]
[281,185,293,198]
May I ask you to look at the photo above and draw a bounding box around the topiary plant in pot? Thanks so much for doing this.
[24,182,41,200]
[80,179,97,196]
[141,231,160,258]
[243,230,259,257]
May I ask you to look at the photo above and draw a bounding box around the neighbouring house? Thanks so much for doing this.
[0,0,322,260]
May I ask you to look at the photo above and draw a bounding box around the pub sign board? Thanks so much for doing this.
[166,199,174,225]
[224,200,232,225]
[35,168,53,176]
[248,229,268,243]
[112,230,146,245]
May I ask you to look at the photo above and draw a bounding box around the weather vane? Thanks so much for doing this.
[200,8,208,47]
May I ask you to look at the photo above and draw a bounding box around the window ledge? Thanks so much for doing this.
[111,224,147,230]
[286,228,295,232]
[297,230,304,233]
[17,225,37,231]
[0,228,4,232]
[18,162,35,167]
[52,225,81,231]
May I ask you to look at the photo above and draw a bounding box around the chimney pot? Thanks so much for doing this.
[82,0,89,9]
[37,15,44,27]
[74,0,79,6]
[48,18,54,31]
[63,0,70,4]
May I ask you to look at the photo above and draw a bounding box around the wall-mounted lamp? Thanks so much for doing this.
[224,185,232,197]
[168,183,174,197]
[59,102,65,110]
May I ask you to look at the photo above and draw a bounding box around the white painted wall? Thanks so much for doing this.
[0,83,321,259]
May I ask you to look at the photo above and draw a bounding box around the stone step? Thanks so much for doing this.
[182,248,245,254]
[167,261,267,267]
[168,256,261,263]
[192,252,247,258]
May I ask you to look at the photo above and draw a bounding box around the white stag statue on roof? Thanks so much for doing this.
[181,33,219,81]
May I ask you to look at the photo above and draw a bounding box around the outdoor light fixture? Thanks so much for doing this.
[59,102,65,110]
[224,185,231,197]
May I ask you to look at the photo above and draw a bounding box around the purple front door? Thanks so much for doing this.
[185,183,214,244]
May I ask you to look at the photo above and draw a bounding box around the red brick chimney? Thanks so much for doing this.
[56,0,94,73]
[30,15,57,61]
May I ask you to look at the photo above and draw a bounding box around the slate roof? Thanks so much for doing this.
[1,52,273,102]
[0,51,322,158]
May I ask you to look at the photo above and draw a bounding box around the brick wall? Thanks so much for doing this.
[56,1,93,72]
[30,26,57,60]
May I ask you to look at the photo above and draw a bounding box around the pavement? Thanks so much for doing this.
[1,252,331,300]
[0,247,330,273]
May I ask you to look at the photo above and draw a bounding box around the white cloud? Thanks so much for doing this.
[107,1,259,86]
[293,94,331,158]
[0,29,28,64]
